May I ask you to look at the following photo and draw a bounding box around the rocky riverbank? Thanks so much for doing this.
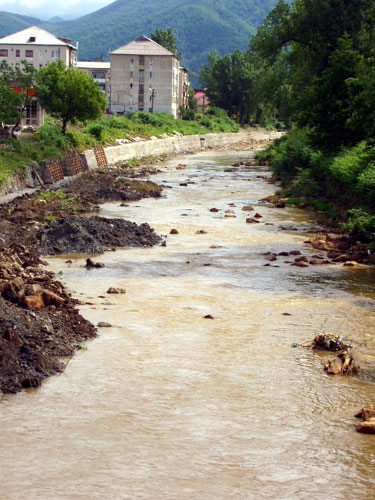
[0,165,162,394]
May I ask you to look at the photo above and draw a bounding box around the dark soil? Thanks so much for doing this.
[0,165,163,394]
[62,167,162,202]
[38,215,161,255]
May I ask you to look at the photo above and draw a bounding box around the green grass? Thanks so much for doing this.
[0,109,239,188]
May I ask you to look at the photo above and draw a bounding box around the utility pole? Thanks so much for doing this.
[150,88,156,113]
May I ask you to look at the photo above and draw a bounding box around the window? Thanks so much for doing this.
[91,71,105,79]
[25,50,33,58]
[139,83,144,93]
[39,51,44,58]
[149,59,153,66]
[139,56,145,65]
[138,107,144,111]
[130,71,133,78]
[138,95,144,104]
[16,49,20,57]
[130,59,134,65]
[139,70,144,81]
[130,83,133,89]
[0,49,8,57]
[150,71,152,78]
[51,49,60,58]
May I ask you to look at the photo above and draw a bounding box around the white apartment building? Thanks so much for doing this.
[0,26,77,126]
[110,36,188,118]
[77,61,110,98]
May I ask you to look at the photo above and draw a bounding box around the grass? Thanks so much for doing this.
[0,109,239,187]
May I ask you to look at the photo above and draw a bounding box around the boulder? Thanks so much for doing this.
[170,228,179,235]
[355,405,375,420]
[344,261,358,267]
[41,289,65,307]
[107,287,126,294]
[356,418,375,434]
[242,205,254,212]
[1,277,25,303]
[24,295,45,310]
[293,261,309,267]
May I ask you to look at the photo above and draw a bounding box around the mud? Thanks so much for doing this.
[61,166,162,202]
[38,215,161,255]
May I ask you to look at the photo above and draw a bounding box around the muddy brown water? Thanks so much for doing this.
[1,151,375,499]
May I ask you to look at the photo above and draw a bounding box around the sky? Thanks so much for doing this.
[0,0,115,20]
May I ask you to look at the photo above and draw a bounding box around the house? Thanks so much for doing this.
[110,36,189,118]
[77,61,111,98]
[194,90,210,114]
[0,26,78,127]
[178,66,190,111]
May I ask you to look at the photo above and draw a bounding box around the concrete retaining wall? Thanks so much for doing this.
[83,130,281,169]
[0,129,281,196]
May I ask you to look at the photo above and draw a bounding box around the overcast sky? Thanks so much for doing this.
[0,0,115,20]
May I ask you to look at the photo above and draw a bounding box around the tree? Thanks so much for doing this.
[249,0,375,149]
[200,50,256,123]
[0,60,36,137]
[150,27,182,59]
[36,60,107,134]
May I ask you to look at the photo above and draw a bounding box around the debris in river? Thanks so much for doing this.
[196,230,207,234]
[97,322,112,328]
[356,418,375,434]
[170,228,179,234]
[324,352,359,376]
[204,315,214,319]
[246,218,260,224]
[310,333,351,352]
[355,404,375,420]
[355,405,375,433]
[85,258,105,269]
[107,288,126,294]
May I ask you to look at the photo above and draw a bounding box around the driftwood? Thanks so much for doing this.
[309,333,351,352]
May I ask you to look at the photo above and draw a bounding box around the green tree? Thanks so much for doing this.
[250,0,375,149]
[36,60,107,135]
[150,27,182,59]
[0,60,36,137]
[200,50,256,123]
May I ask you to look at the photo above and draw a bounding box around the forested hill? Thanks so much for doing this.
[0,0,282,73]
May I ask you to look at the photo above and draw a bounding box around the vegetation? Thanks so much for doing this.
[35,60,107,134]
[150,27,182,58]
[0,109,238,187]
[0,61,37,136]
[252,0,375,242]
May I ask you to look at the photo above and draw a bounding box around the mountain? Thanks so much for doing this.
[0,12,42,35]
[0,0,282,74]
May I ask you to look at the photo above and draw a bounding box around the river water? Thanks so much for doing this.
[1,150,375,499]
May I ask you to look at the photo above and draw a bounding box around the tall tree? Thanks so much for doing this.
[200,50,256,123]
[250,0,375,149]
[36,60,107,135]
[150,27,182,59]
[0,61,36,137]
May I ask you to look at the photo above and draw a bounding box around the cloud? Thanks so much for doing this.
[0,0,114,19]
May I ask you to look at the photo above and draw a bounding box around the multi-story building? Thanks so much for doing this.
[77,61,110,99]
[0,26,77,127]
[110,36,189,118]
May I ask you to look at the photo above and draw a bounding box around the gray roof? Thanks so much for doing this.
[0,26,76,49]
[111,36,176,57]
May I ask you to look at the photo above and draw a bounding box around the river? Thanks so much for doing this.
[1,150,375,499]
